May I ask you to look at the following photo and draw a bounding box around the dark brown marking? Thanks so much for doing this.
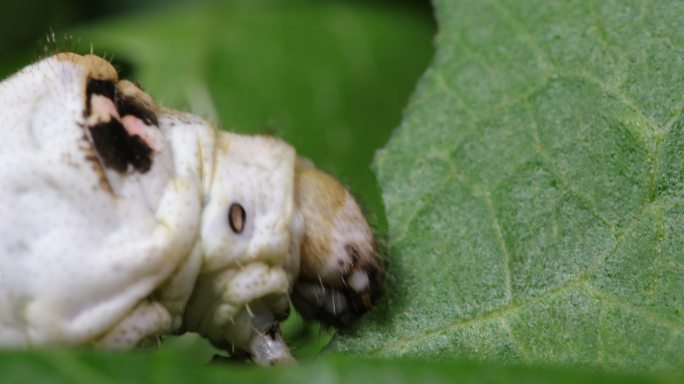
[83,78,157,176]
[291,265,382,328]
[86,79,116,99]
[85,78,158,126]
[116,96,158,126]
[84,79,115,118]
[77,123,115,194]
[89,120,152,173]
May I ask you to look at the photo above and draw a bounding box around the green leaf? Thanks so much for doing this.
[332,0,684,374]
[0,350,677,384]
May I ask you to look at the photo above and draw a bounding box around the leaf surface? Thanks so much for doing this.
[332,0,684,374]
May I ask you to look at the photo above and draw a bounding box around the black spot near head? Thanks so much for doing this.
[89,120,152,173]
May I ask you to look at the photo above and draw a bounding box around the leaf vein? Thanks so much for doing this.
[582,282,684,332]
[558,71,660,138]
[484,193,513,304]
[538,153,615,230]
[392,169,467,244]
[499,317,530,362]
[374,199,684,355]
[486,0,552,74]
[373,280,584,356]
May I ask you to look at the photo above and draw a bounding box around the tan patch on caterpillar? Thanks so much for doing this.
[55,53,118,83]
[294,159,347,280]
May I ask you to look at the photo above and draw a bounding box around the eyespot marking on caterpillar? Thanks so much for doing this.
[83,75,161,174]
[228,203,246,234]
[89,120,153,173]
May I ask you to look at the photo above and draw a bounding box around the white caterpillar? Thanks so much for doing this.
[0,53,381,365]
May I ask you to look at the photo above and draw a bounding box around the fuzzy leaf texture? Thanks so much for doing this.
[331,0,684,374]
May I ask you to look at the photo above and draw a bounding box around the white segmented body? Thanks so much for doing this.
[0,53,381,365]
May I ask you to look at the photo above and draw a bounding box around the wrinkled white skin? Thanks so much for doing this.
[0,54,301,365]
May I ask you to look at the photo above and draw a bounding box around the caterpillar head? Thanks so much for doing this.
[291,159,382,327]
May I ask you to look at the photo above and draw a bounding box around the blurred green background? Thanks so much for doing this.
[0,0,434,361]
